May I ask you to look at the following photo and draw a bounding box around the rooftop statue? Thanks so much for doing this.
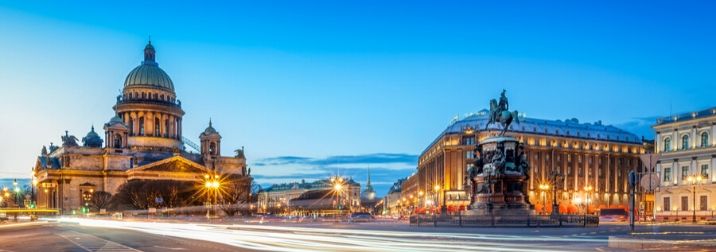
[485,89,520,135]
[61,131,79,147]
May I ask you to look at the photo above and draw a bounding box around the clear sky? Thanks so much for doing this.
[1,1,714,196]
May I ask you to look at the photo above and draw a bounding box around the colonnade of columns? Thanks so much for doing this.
[121,111,182,139]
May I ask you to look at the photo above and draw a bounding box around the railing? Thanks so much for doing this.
[409,213,599,228]
[116,98,181,108]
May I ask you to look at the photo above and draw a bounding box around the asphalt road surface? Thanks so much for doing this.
[0,221,248,252]
[2,219,716,251]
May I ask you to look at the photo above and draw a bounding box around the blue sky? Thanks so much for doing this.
[0,1,714,196]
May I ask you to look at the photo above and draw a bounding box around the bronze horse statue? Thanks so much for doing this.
[485,98,520,135]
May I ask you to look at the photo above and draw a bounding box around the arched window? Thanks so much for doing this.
[681,135,689,150]
[209,142,217,155]
[139,117,145,136]
[113,134,122,148]
[154,118,161,136]
[701,132,709,148]
[664,137,671,152]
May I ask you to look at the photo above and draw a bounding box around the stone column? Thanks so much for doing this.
[146,112,154,137]
[130,112,137,136]
[168,115,175,138]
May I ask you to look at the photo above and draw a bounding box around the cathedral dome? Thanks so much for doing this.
[123,41,175,92]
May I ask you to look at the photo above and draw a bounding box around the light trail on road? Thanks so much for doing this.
[55,218,606,252]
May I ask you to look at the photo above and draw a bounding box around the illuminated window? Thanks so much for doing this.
[701,132,709,148]
[701,164,709,178]
[682,135,689,150]
[663,168,671,182]
[664,137,671,152]
[681,166,689,181]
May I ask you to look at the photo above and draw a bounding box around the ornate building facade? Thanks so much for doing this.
[653,107,716,222]
[407,110,646,214]
[32,42,250,213]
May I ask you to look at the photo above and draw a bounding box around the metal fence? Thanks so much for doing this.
[409,213,599,228]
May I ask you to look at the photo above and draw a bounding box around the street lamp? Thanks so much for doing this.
[332,176,346,214]
[584,185,593,215]
[538,183,550,215]
[686,175,704,223]
[31,174,38,209]
[12,179,19,207]
[433,184,441,213]
[573,196,583,214]
[203,173,222,218]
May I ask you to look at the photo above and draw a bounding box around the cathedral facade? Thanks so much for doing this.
[32,42,250,212]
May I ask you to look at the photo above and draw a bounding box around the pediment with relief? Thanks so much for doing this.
[129,156,208,174]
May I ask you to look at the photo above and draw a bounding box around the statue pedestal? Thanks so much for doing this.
[466,136,533,217]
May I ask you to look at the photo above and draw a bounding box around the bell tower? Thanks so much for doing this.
[200,119,221,167]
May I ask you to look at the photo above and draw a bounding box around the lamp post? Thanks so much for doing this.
[331,176,346,216]
[584,185,593,216]
[31,174,38,209]
[686,175,703,223]
[12,179,19,207]
[418,190,424,210]
[550,171,562,216]
[204,173,221,218]
[433,184,441,214]
[538,183,550,215]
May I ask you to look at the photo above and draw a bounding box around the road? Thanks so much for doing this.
[0,221,248,252]
[2,219,716,251]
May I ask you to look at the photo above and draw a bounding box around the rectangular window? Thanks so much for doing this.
[700,195,708,211]
[682,166,689,181]
[681,196,689,211]
[664,197,670,211]
[701,164,709,178]
[462,136,474,146]
[664,168,671,182]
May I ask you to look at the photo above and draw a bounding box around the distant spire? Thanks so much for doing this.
[209,118,212,128]
[367,168,372,187]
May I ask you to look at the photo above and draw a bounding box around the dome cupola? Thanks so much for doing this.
[123,41,175,92]
[82,126,103,148]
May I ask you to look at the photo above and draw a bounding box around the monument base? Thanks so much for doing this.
[464,202,534,216]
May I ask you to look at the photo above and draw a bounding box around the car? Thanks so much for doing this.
[0,212,8,222]
[349,212,375,223]
[599,208,628,223]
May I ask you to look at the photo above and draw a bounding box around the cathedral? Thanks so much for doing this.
[31,42,250,212]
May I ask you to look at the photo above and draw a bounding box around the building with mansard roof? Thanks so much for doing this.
[32,42,251,213]
[404,109,647,215]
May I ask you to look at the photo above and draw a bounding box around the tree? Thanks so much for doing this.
[91,191,112,211]
[219,176,252,216]
[112,180,200,210]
